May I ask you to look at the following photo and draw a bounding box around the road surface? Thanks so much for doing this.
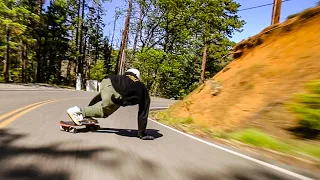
[0,84,318,180]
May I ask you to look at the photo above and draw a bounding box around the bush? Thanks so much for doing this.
[0,74,4,83]
[89,60,106,82]
[291,80,320,131]
[299,7,320,20]
[287,13,299,20]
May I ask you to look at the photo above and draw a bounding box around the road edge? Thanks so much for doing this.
[148,107,316,180]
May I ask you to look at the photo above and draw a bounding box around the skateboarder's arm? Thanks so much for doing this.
[137,89,150,137]
[88,93,102,106]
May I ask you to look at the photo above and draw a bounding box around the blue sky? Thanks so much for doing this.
[100,0,319,46]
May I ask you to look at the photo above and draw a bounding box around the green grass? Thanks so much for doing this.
[151,110,213,135]
[299,143,320,158]
[226,128,320,159]
[228,129,291,152]
[156,111,193,126]
[150,110,320,160]
[288,80,320,133]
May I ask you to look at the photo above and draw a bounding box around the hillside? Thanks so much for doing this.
[152,6,320,168]
[165,6,320,136]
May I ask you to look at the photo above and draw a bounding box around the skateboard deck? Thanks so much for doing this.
[59,119,100,133]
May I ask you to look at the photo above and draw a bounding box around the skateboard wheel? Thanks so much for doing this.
[70,128,77,133]
[59,126,64,131]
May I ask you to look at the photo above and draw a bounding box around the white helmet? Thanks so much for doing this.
[126,68,140,79]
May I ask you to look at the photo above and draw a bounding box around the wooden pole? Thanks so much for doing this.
[271,0,282,25]
[117,0,132,74]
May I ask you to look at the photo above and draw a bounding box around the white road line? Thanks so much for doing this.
[148,107,314,180]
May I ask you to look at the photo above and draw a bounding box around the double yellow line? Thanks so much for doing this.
[0,99,61,128]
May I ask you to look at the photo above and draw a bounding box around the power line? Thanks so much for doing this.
[238,0,293,12]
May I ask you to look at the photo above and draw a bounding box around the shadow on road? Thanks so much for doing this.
[0,129,110,180]
[85,127,163,139]
[2,165,69,180]
[1,129,313,180]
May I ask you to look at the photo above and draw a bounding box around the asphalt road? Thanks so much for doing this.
[0,84,318,180]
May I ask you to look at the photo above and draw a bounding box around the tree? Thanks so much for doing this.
[36,0,43,82]
[132,0,146,58]
[89,59,105,81]
[0,0,36,82]
[131,0,244,99]
[193,0,244,82]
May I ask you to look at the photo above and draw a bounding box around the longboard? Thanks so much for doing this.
[59,119,100,133]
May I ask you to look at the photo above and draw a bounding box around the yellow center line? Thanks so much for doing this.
[0,99,60,128]
[0,96,91,129]
[0,99,58,122]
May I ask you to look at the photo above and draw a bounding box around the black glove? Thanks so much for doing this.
[138,133,155,140]
[140,135,155,140]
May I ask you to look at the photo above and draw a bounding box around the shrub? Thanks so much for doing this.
[287,13,299,20]
[0,75,4,83]
[291,80,320,131]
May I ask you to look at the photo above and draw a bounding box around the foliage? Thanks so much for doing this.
[130,0,244,99]
[0,74,4,82]
[227,128,320,158]
[290,80,320,131]
[89,60,105,81]
[229,129,291,152]
[0,0,244,99]
[0,0,113,86]
[153,110,320,159]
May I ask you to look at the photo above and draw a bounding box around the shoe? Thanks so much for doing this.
[66,106,83,125]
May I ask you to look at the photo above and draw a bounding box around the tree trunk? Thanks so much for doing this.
[66,59,72,85]
[132,4,144,58]
[73,0,81,79]
[4,26,11,83]
[116,0,132,74]
[56,59,62,84]
[94,10,100,63]
[36,0,43,83]
[75,0,81,60]
[104,44,112,74]
[38,0,42,15]
[77,0,85,75]
[200,44,208,83]
[82,36,88,78]
[21,43,27,83]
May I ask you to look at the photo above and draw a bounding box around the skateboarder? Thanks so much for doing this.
[66,68,153,140]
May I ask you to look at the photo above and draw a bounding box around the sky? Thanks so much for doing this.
[99,0,319,46]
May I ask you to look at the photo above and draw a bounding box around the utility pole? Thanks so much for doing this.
[271,0,282,25]
[116,0,132,75]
